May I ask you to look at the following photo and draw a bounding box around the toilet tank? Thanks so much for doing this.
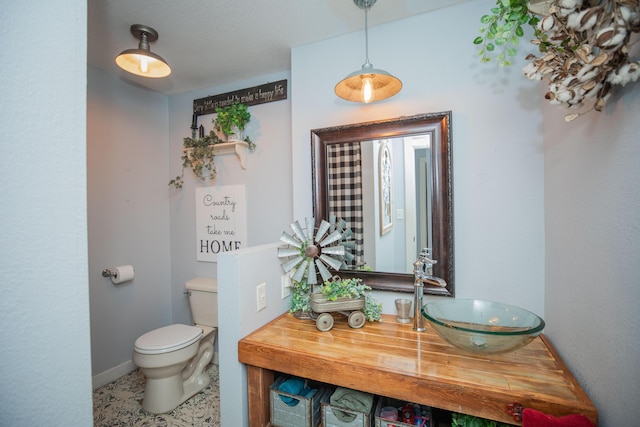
[185,277,218,327]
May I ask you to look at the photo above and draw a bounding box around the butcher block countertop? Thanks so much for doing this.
[238,313,597,426]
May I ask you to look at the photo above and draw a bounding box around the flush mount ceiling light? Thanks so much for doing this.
[334,0,402,103]
[115,24,171,78]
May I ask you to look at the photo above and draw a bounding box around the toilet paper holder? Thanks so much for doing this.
[101,265,135,284]
[101,268,117,278]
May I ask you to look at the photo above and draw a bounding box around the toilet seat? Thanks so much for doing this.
[134,324,203,355]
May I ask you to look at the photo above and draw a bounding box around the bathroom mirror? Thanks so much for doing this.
[311,112,454,296]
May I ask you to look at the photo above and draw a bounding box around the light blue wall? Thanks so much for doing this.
[291,0,545,316]
[218,242,291,427]
[543,81,640,425]
[87,66,173,384]
[167,72,293,327]
[2,0,631,424]
[0,1,93,425]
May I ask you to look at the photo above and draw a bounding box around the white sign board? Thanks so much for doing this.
[195,185,247,262]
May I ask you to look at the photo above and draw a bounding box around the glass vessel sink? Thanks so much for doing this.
[421,299,545,354]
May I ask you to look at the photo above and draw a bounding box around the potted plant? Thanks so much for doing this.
[169,130,223,189]
[289,277,312,317]
[169,107,257,189]
[214,102,252,142]
[317,277,382,322]
[451,412,512,427]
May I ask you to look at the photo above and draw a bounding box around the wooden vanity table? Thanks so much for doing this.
[238,313,597,426]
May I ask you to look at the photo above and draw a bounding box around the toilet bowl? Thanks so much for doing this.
[133,277,218,414]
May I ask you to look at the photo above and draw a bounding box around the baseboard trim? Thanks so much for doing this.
[92,360,136,390]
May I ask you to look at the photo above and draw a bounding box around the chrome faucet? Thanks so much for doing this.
[413,248,447,331]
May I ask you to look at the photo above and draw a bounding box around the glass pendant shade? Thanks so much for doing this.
[115,24,171,78]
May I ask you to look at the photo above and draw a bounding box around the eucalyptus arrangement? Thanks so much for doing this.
[473,0,540,66]
[475,0,640,121]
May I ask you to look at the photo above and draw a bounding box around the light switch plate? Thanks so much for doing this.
[256,282,267,312]
[281,273,292,299]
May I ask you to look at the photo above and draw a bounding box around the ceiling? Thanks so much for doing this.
[88,0,471,96]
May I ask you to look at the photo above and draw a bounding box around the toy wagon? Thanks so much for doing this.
[309,293,366,332]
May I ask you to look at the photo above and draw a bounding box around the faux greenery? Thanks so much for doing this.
[289,276,382,322]
[473,0,540,66]
[214,102,252,142]
[364,295,383,322]
[169,104,256,189]
[169,131,224,189]
[451,413,513,427]
[289,277,312,314]
[319,277,370,301]
[319,277,382,322]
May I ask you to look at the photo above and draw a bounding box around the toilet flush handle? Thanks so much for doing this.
[183,291,191,296]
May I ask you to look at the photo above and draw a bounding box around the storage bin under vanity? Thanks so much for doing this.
[374,396,434,427]
[322,387,375,427]
[269,376,333,427]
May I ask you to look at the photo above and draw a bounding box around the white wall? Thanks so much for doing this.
[87,66,173,385]
[167,72,293,326]
[218,242,291,427]
[291,0,545,316]
[0,1,93,425]
[543,82,640,425]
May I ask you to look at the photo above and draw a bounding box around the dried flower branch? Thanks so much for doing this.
[522,0,640,121]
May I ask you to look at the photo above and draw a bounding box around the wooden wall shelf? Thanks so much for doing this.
[184,140,249,169]
[213,140,249,169]
[238,313,597,426]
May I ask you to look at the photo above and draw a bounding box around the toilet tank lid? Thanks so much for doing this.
[185,276,217,292]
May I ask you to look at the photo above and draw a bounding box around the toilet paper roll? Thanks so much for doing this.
[110,265,135,284]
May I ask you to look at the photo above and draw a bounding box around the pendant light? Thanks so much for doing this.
[115,24,171,78]
[335,0,402,103]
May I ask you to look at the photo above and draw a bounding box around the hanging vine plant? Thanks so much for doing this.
[169,102,256,189]
[169,131,223,189]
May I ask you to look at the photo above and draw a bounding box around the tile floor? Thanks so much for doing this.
[93,363,220,427]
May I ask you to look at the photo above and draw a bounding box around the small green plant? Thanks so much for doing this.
[364,295,382,322]
[473,0,539,66]
[289,278,312,314]
[169,130,224,189]
[169,111,256,189]
[319,277,370,301]
[214,102,252,142]
[319,277,382,322]
[451,413,512,427]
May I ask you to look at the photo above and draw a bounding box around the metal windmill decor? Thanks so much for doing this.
[278,216,356,285]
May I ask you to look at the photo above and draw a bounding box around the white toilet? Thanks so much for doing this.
[132,277,218,414]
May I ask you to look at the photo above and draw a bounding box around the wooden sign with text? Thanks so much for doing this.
[193,79,287,116]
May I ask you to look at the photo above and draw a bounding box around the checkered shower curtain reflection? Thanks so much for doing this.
[326,142,365,268]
